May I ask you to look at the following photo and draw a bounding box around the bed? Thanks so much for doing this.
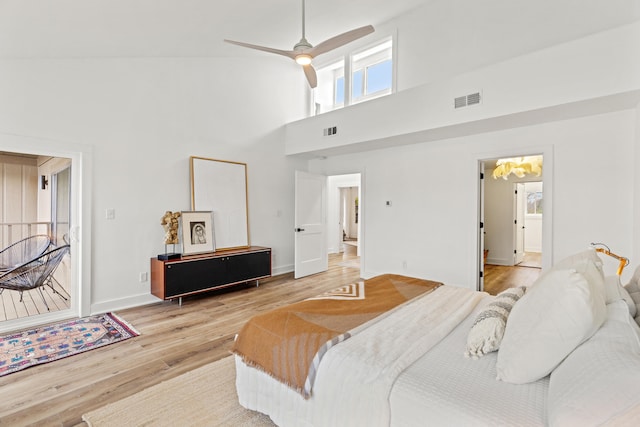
[232,250,640,426]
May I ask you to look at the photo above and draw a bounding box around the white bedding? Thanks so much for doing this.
[236,253,640,426]
[235,286,485,427]
[390,295,549,427]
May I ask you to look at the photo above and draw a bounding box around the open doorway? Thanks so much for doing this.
[328,174,361,270]
[0,152,72,323]
[294,172,363,278]
[0,133,91,335]
[339,187,359,255]
[480,156,544,294]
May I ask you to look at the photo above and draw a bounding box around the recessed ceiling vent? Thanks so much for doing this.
[454,91,482,109]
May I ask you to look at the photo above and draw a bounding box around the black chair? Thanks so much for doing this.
[0,244,70,311]
[0,234,51,272]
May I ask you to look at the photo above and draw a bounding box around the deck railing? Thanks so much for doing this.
[0,222,54,249]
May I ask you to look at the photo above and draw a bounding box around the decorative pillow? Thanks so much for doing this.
[551,248,605,274]
[624,265,640,326]
[604,275,637,317]
[531,248,607,302]
[547,300,640,426]
[496,263,607,384]
[464,287,526,359]
[624,283,640,326]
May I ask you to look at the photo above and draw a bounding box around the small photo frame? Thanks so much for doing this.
[181,211,215,255]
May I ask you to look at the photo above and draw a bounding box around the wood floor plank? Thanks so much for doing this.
[0,253,534,425]
[0,253,362,426]
[483,263,541,295]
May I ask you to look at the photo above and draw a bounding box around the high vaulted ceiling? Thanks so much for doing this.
[0,0,638,60]
[0,0,427,58]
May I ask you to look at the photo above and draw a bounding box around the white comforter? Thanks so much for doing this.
[235,285,484,427]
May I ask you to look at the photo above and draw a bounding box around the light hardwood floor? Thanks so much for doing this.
[1,253,539,425]
[483,263,541,295]
[0,253,362,426]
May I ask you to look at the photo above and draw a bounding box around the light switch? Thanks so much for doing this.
[106,208,116,220]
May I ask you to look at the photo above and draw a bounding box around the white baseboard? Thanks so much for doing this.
[272,263,293,276]
[91,293,160,315]
[486,257,513,266]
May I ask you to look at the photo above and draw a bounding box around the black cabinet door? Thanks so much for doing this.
[161,249,271,298]
[225,251,271,283]
[164,257,227,297]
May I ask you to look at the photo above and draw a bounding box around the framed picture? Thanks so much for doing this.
[180,211,215,255]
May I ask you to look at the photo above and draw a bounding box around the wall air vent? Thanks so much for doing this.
[454,91,482,109]
[323,126,338,136]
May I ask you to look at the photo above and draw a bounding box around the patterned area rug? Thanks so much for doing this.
[0,312,138,377]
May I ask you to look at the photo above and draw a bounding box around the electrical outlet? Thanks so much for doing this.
[139,272,148,282]
[106,208,116,220]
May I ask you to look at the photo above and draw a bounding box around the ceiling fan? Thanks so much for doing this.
[224,0,374,88]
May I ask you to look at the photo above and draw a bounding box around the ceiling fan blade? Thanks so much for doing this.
[303,64,318,88]
[224,39,297,60]
[309,25,375,57]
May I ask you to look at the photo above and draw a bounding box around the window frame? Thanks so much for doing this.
[350,39,394,104]
[311,33,396,116]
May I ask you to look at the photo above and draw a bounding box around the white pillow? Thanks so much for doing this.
[604,275,637,317]
[464,287,526,359]
[624,281,640,326]
[535,248,607,301]
[547,300,640,426]
[552,248,605,274]
[496,265,607,384]
[624,265,640,325]
[556,249,606,298]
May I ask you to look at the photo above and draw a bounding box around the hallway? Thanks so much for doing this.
[484,252,541,295]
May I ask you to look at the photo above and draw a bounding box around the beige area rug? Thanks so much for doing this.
[82,356,275,427]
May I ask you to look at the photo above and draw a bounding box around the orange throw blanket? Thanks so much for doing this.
[232,274,442,397]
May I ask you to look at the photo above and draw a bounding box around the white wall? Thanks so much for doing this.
[285,21,640,156]
[0,57,307,312]
[309,109,637,288]
[1,2,638,316]
[391,0,640,91]
[0,155,38,246]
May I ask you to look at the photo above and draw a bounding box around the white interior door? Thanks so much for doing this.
[514,183,525,265]
[294,171,328,278]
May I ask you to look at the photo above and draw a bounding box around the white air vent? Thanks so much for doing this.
[454,91,482,109]
[323,126,338,136]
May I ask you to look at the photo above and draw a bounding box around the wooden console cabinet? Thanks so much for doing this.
[151,246,271,303]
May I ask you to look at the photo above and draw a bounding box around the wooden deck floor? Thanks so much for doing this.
[0,273,71,321]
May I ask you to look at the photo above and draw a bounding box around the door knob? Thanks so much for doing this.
[295,228,305,232]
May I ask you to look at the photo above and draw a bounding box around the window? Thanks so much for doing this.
[314,59,345,115]
[351,39,393,104]
[526,191,543,214]
[312,37,394,116]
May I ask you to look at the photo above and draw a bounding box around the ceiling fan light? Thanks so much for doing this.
[295,54,312,65]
